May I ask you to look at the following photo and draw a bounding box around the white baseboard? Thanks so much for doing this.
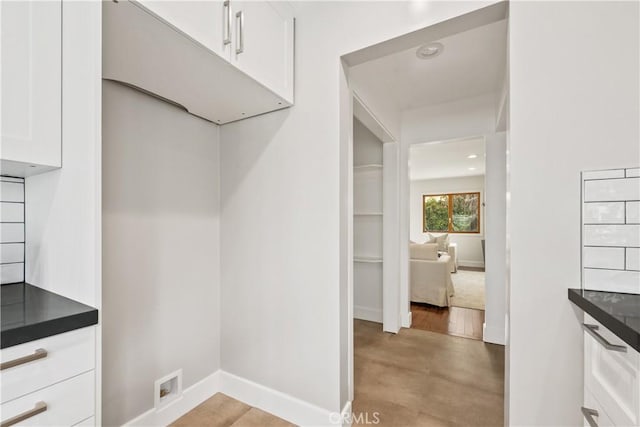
[124,370,341,426]
[483,322,506,345]
[219,371,337,426]
[340,400,352,427]
[401,311,412,328]
[458,260,485,269]
[353,305,382,323]
[124,371,221,426]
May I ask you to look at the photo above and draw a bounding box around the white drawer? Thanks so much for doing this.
[584,390,615,427]
[73,416,95,426]
[584,313,640,426]
[0,327,95,403]
[0,370,94,426]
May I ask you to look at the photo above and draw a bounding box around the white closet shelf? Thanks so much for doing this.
[354,164,383,171]
[354,212,383,216]
[354,256,383,263]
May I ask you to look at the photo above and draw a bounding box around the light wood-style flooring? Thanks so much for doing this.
[353,319,504,426]
[171,393,294,427]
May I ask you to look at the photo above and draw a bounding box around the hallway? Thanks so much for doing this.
[352,320,504,426]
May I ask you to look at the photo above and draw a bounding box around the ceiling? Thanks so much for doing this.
[409,137,485,181]
[350,19,507,112]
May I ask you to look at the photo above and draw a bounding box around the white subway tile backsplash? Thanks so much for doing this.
[0,243,24,264]
[0,223,24,243]
[1,176,25,286]
[583,247,625,270]
[0,263,23,284]
[583,268,640,294]
[582,168,640,293]
[584,225,640,247]
[628,202,640,224]
[627,168,640,178]
[0,202,24,222]
[0,182,24,202]
[584,178,640,202]
[627,248,640,271]
[583,169,625,180]
[583,202,625,224]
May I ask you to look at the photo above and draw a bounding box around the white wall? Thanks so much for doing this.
[401,93,497,145]
[410,175,485,267]
[484,132,506,345]
[102,81,221,426]
[221,0,499,413]
[508,2,639,425]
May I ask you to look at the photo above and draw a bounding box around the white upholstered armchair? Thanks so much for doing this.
[409,243,454,307]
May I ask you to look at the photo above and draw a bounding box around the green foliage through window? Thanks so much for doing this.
[423,192,480,233]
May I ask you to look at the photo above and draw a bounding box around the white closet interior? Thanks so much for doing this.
[353,118,384,323]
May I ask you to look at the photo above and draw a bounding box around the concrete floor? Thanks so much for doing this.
[353,319,505,426]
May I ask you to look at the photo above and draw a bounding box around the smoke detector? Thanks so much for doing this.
[416,42,444,60]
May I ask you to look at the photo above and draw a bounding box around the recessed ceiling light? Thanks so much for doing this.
[416,42,444,60]
[468,167,476,171]
[467,154,478,159]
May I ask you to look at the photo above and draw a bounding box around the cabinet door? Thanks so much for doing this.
[1,1,62,171]
[231,1,294,103]
[584,314,640,427]
[134,0,231,61]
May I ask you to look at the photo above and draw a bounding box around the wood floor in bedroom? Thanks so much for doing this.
[410,303,485,340]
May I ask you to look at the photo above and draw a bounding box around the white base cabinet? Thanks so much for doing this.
[0,328,96,426]
[583,313,640,427]
[0,0,62,177]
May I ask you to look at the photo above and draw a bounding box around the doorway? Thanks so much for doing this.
[341,2,509,424]
[409,136,488,340]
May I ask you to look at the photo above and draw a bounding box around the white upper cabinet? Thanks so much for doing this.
[231,2,294,103]
[1,1,62,177]
[133,0,232,61]
[104,0,294,124]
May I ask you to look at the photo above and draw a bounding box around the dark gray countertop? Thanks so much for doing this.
[568,288,640,353]
[1,283,98,349]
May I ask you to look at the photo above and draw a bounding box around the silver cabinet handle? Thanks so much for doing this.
[581,407,599,427]
[223,1,231,45]
[583,324,627,352]
[1,402,47,427]
[0,348,48,371]
[235,10,244,54]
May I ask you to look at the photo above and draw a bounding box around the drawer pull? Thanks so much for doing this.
[1,401,47,427]
[581,407,599,427]
[583,324,627,352]
[0,348,48,370]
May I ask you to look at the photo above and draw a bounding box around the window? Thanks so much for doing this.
[423,192,480,233]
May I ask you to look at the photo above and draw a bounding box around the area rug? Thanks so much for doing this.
[450,269,485,310]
